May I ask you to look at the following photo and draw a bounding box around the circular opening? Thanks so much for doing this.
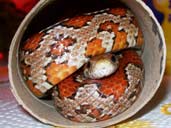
[9,0,166,127]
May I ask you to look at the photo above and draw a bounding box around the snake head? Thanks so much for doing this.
[83,53,119,79]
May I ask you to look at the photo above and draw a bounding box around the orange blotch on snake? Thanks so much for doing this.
[89,108,101,118]
[112,31,127,51]
[46,62,77,85]
[86,38,106,57]
[22,32,44,51]
[59,37,75,47]
[63,15,93,28]
[58,76,80,99]
[99,21,119,34]
[108,8,127,16]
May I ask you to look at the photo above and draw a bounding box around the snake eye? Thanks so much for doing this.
[111,55,117,62]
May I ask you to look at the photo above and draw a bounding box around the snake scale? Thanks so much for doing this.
[20,7,144,122]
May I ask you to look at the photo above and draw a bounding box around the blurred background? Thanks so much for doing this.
[0,0,38,82]
[145,0,171,75]
[0,0,170,82]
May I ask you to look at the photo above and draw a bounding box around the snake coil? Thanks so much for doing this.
[20,7,144,122]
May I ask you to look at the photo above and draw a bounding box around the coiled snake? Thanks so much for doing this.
[20,7,144,122]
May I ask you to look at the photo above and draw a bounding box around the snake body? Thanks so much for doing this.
[54,50,143,122]
[20,7,144,122]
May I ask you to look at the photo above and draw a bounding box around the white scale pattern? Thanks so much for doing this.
[21,8,139,93]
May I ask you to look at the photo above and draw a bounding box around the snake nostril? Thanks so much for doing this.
[87,61,91,68]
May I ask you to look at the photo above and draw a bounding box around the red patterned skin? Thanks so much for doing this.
[20,7,144,100]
